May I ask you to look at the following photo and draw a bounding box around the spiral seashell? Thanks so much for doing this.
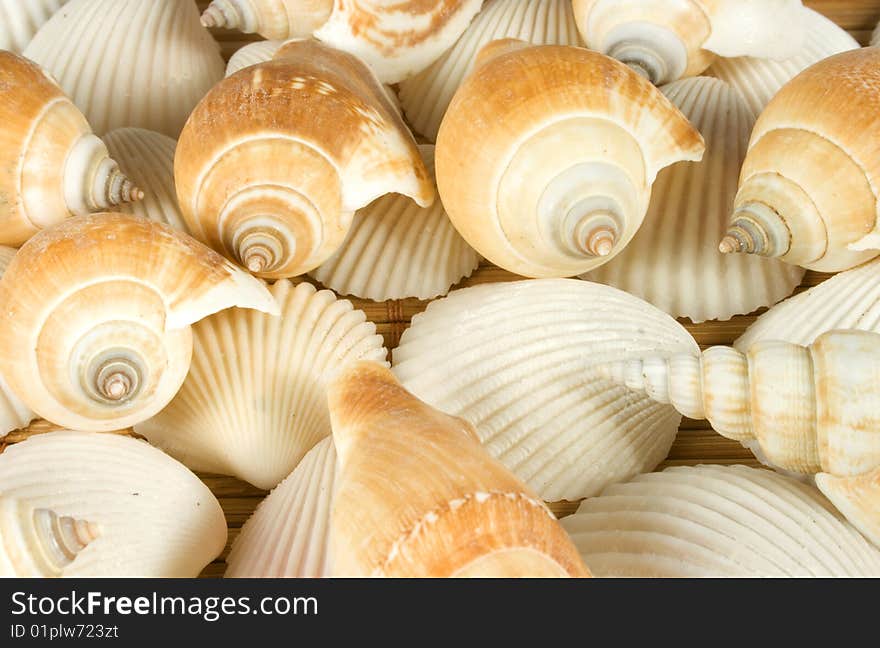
[399,0,582,142]
[201,0,333,40]
[24,0,225,137]
[561,465,880,577]
[0,0,63,54]
[816,467,880,549]
[176,39,433,279]
[0,213,278,433]
[720,48,880,272]
[0,248,37,438]
[436,41,704,278]
[0,52,142,247]
[392,279,698,501]
[585,77,803,322]
[329,361,590,577]
[226,437,336,578]
[0,431,227,577]
[226,40,285,77]
[708,8,858,118]
[136,280,386,490]
[310,146,479,301]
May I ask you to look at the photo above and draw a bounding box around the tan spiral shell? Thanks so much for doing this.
[0,0,63,54]
[201,0,333,40]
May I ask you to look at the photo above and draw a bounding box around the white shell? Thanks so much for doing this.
[103,128,187,232]
[708,9,858,118]
[0,431,227,577]
[561,465,880,577]
[23,0,225,137]
[310,146,479,301]
[0,0,63,53]
[0,247,36,439]
[225,40,284,77]
[225,437,336,578]
[136,280,387,490]
[398,0,582,141]
[391,279,699,501]
[584,77,803,323]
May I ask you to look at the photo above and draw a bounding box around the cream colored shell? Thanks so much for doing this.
[817,468,880,549]
[392,279,699,502]
[24,0,225,137]
[201,0,333,40]
[226,40,284,76]
[0,247,36,438]
[135,280,386,490]
[0,431,227,577]
[585,77,803,322]
[0,0,63,54]
[561,465,880,577]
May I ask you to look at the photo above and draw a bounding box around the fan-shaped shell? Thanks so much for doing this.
[399,0,583,142]
[817,468,880,549]
[561,465,880,577]
[585,77,803,322]
[0,248,36,438]
[392,279,699,501]
[0,0,64,54]
[0,213,278,432]
[201,0,332,40]
[135,280,386,490]
[226,437,336,578]
[226,40,284,76]
[24,0,225,137]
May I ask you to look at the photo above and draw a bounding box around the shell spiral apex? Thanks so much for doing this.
[201,0,333,40]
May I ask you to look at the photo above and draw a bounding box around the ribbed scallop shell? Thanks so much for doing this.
[584,77,803,322]
[391,279,699,502]
[0,0,63,53]
[225,437,336,578]
[0,247,36,438]
[226,40,284,76]
[398,0,582,141]
[23,0,225,137]
[135,280,387,490]
[0,431,227,577]
[561,465,880,577]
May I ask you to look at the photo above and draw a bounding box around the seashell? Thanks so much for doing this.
[0,0,64,54]
[719,48,880,272]
[0,213,278,433]
[392,279,699,502]
[572,0,807,86]
[435,41,704,278]
[708,9,858,118]
[226,437,336,578]
[0,431,227,577]
[226,40,284,76]
[0,248,37,439]
[175,39,433,279]
[201,0,333,40]
[399,0,583,142]
[816,467,880,549]
[0,52,141,247]
[103,128,187,233]
[584,77,803,322]
[329,361,591,577]
[561,465,880,577]
[135,280,386,490]
[24,0,225,137]
[310,145,480,301]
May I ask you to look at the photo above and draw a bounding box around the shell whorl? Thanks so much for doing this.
[201,0,333,40]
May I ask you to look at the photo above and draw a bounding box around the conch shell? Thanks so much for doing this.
[0,0,63,54]
[0,52,141,247]
[226,40,284,77]
[329,361,590,577]
[0,248,37,438]
[136,280,386,490]
[24,0,225,137]
[720,48,880,272]
[175,39,433,279]
[0,213,278,432]
[0,431,227,577]
[436,41,704,278]
[201,0,333,40]
[561,465,880,577]
[572,0,807,85]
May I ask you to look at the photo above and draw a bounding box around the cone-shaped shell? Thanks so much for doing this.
[0,431,227,577]
[0,213,278,433]
[176,39,433,279]
[0,0,63,54]
[329,362,590,577]
[392,279,699,501]
[817,468,880,549]
[0,248,36,438]
[310,146,479,301]
[585,77,803,322]
[136,280,386,490]
[23,0,225,137]
[201,0,332,40]
[561,465,880,577]
[226,437,336,577]
[226,40,284,77]
[436,42,705,278]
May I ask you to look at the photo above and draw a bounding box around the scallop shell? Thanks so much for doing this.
[201,0,333,40]
[0,213,278,432]
[391,279,699,502]
[0,247,36,438]
[561,465,880,577]
[135,280,386,490]
[0,0,64,54]
[226,40,284,76]
[584,77,803,322]
[398,0,583,142]
[817,467,880,549]
[225,437,336,578]
[24,0,225,137]
[310,145,479,301]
